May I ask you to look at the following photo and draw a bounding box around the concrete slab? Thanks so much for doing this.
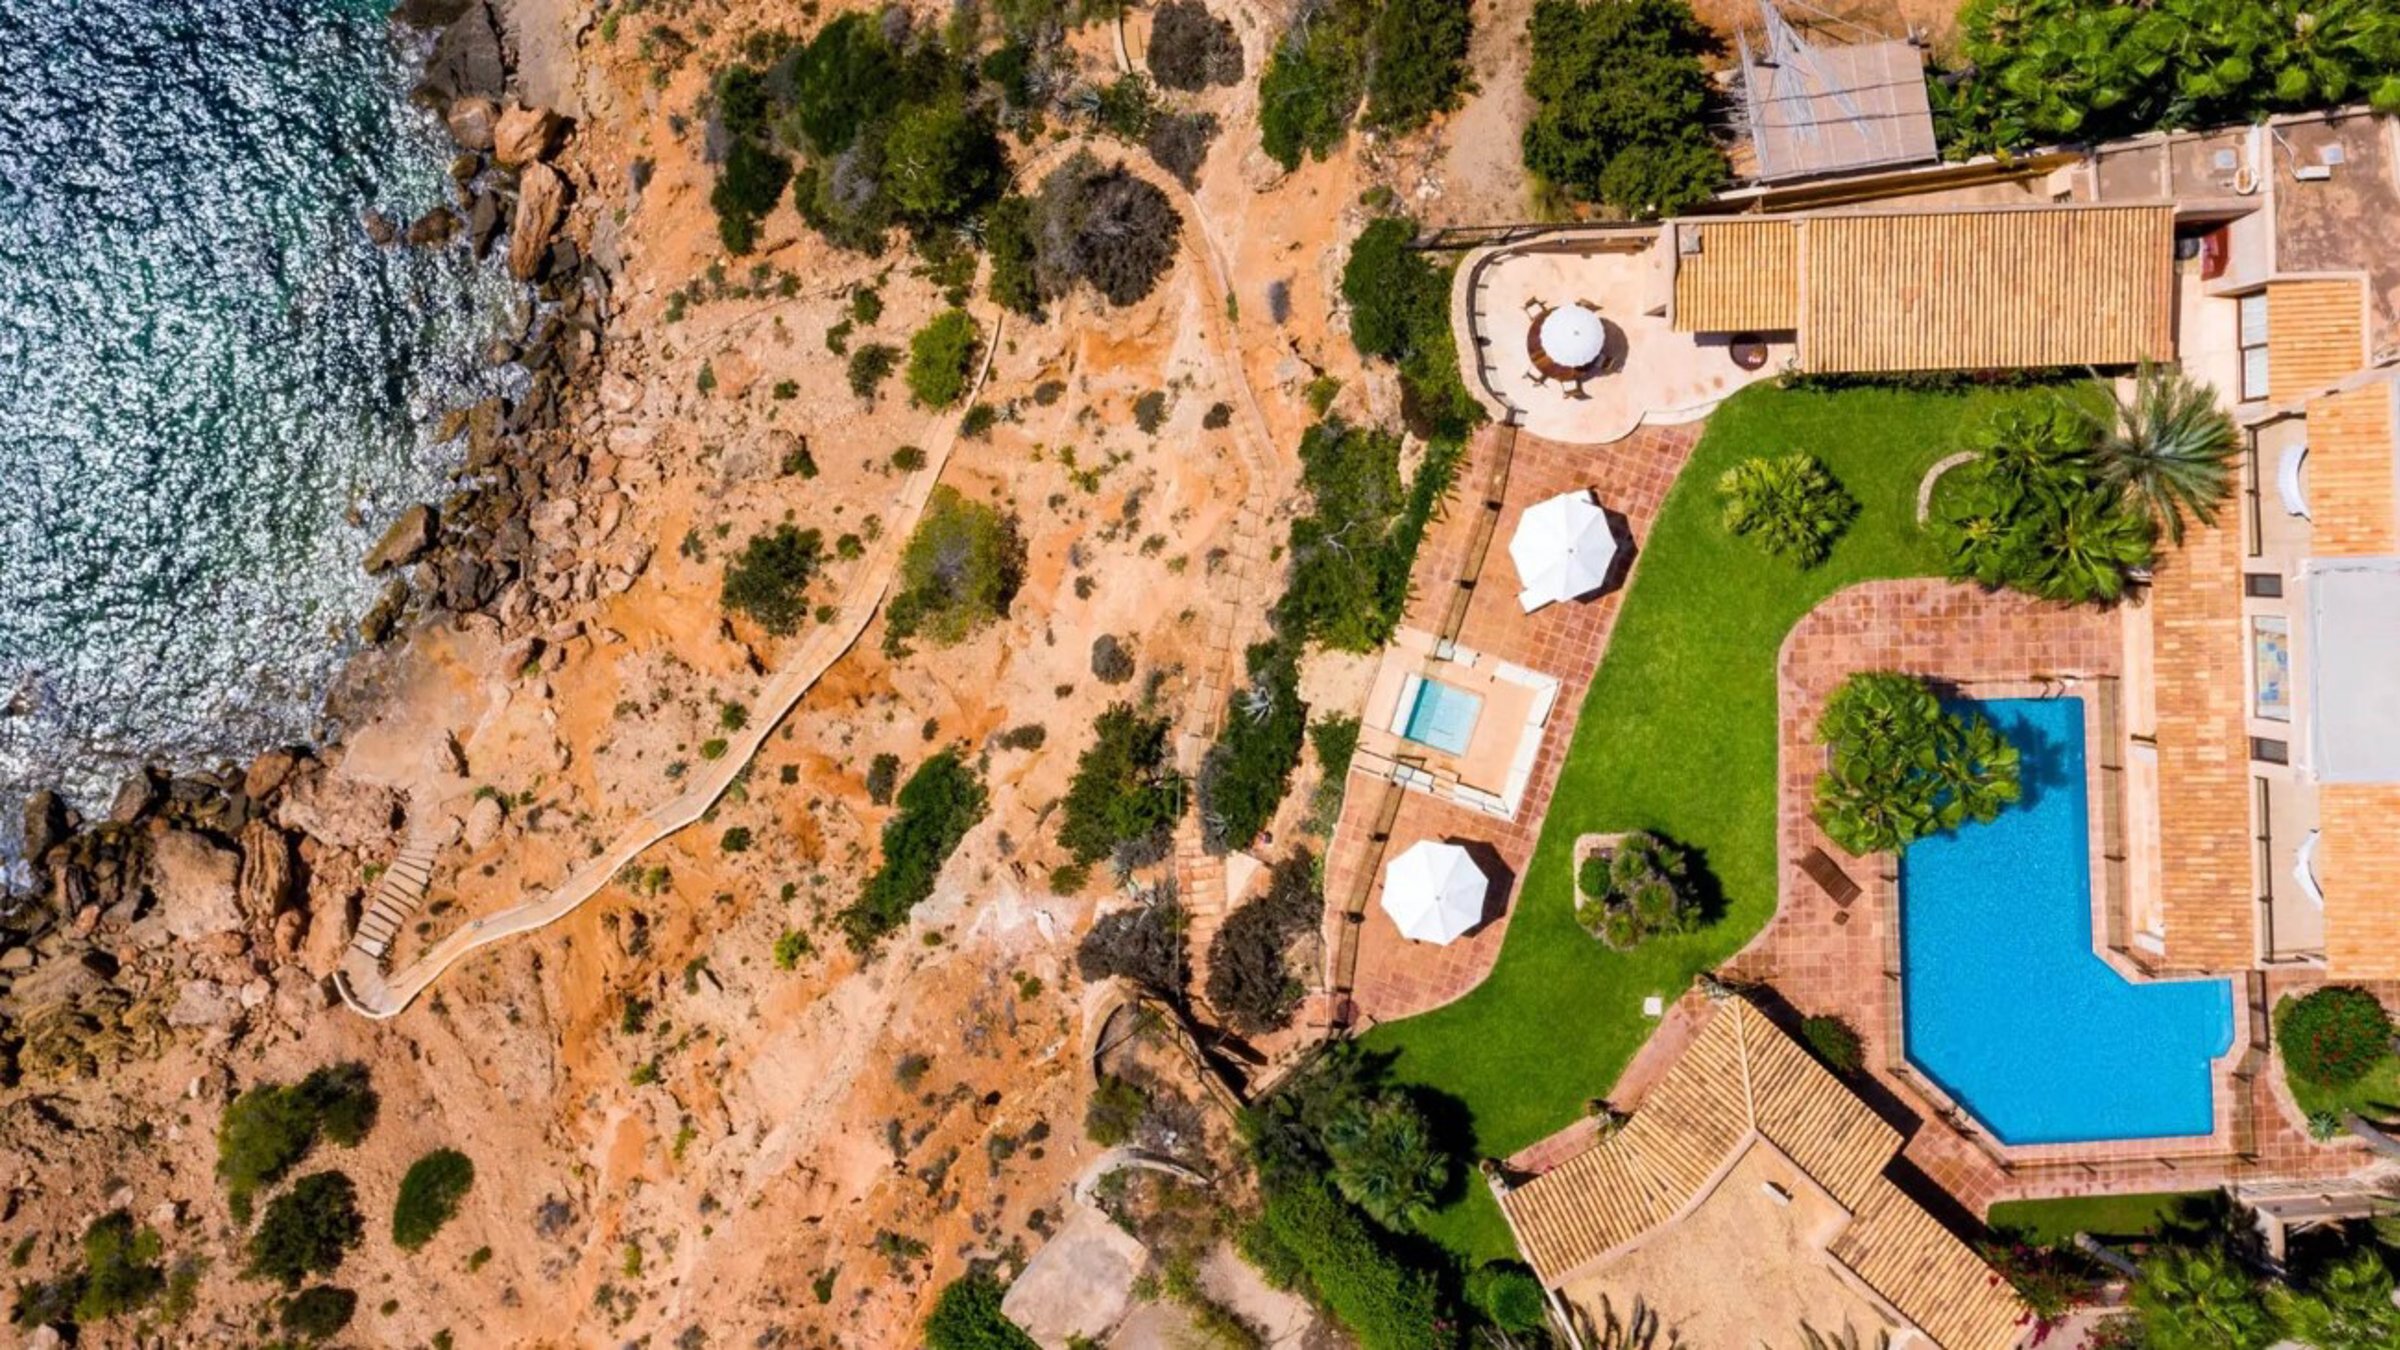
[1003,1204,1150,1349]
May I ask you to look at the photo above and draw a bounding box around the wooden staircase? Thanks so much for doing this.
[345,818,450,968]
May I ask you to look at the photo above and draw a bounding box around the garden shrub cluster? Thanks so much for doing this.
[1146,0,1244,91]
[1937,0,2400,157]
[987,152,1183,316]
[1340,217,1486,440]
[885,486,1024,653]
[392,1148,477,1252]
[1197,637,1308,853]
[1057,704,1184,869]
[247,1172,364,1287]
[1465,1262,1547,1334]
[839,749,989,948]
[1242,1048,1454,1347]
[905,308,980,408]
[1084,1073,1152,1146]
[1522,0,1726,217]
[1205,849,1324,1034]
[924,1269,1040,1350]
[1717,453,1857,568]
[1279,418,1462,653]
[1812,671,2022,855]
[720,524,824,636]
[1573,830,1701,950]
[1801,1013,1864,1074]
[217,1063,380,1220]
[2276,986,2395,1089]
[70,1211,165,1326]
[1256,0,1472,170]
[1932,402,2156,606]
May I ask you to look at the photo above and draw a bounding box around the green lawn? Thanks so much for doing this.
[2284,1052,2400,1125]
[1362,381,2062,1263]
[1986,1191,2221,1245]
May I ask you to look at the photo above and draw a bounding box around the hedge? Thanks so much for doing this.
[1255,1176,1451,1350]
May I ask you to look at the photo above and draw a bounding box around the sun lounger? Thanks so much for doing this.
[1798,846,1862,908]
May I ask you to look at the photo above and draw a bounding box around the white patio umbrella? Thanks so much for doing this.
[1509,488,1618,611]
[1539,304,1606,368]
[1380,840,1490,945]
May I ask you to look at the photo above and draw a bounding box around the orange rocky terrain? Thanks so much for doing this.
[0,0,1565,1342]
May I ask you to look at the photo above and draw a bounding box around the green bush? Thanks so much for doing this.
[1717,454,1858,568]
[720,525,824,636]
[986,193,1042,314]
[1522,0,1726,217]
[839,750,989,948]
[1339,217,1486,440]
[1364,0,1473,132]
[1206,850,1324,1035]
[1254,1176,1451,1350]
[906,309,980,408]
[1257,3,1369,170]
[1058,704,1184,867]
[885,486,1023,652]
[711,137,793,255]
[866,752,903,805]
[1198,637,1308,853]
[1801,1014,1864,1074]
[1279,419,1461,652]
[1465,1262,1547,1333]
[73,1211,164,1324]
[392,1149,476,1252]
[1085,1074,1151,1145]
[218,1066,378,1218]
[1812,672,2022,855]
[924,1270,1039,1350]
[247,1172,363,1288]
[279,1285,357,1341]
[785,14,908,155]
[880,96,1003,227]
[1325,1096,1449,1231]
[2276,987,2395,1089]
[1938,0,2400,157]
[848,342,901,399]
[1571,831,1702,950]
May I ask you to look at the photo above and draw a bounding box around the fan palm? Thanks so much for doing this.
[1324,1097,1448,1231]
[2129,1244,2279,1350]
[2034,486,2156,604]
[2093,365,2241,544]
[2269,1246,2400,1350]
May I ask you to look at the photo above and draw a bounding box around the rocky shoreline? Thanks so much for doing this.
[0,0,620,1076]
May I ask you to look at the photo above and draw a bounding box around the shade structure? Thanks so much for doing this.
[1380,840,1490,945]
[1539,304,1606,369]
[1509,488,1618,611]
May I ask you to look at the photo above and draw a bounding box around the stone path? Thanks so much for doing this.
[336,322,1006,1018]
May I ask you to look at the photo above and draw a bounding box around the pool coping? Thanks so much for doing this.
[1877,677,2261,1169]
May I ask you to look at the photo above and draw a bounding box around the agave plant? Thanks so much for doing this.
[2094,365,2241,544]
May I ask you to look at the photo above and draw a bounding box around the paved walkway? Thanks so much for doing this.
[1321,423,1695,1027]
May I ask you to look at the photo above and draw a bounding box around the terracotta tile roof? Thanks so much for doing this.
[2267,279,2369,403]
[2322,785,2400,978]
[1499,999,2026,1350]
[2146,513,2256,971]
[1798,205,2176,373]
[2305,379,2399,556]
[1670,221,1800,333]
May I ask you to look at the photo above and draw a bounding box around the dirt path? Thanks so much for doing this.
[336,322,1006,1018]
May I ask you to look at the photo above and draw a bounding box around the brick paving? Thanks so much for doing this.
[1720,579,2389,1216]
[1324,421,1697,1025]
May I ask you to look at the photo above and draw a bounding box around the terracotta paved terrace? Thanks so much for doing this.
[1713,579,2388,1215]
[1322,422,1694,1026]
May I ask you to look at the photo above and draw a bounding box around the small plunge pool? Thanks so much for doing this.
[1398,675,1483,756]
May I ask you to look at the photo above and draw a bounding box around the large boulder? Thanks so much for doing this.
[493,105,564,169]
[364,503,437,574]
[236,820,297,919]
[147,829,243,941]
[445,96,500,153]
[20,790,68,862]
[507,162,569,282]
[273,767,402,855]
[414,1,505,107]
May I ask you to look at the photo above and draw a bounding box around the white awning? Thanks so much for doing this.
[1380,840,1491,945]
[1509,489,1619,612]
[2306,557,2400,782]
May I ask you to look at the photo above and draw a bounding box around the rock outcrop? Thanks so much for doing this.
[508,162,568,282]
[494,104,564,169]
[365,503,437,574]
[413,0,505,108]
[147,829,242,941]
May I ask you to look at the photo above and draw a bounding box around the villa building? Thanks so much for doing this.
[1496,996,2027,1350]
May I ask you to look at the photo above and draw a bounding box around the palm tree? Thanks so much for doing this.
[2093,365,2241,545]
[2035,485,2156,604]
[2129,1244,2280,1350]
[1324,1096,1448,1231]
[2269,1246,2400,1350]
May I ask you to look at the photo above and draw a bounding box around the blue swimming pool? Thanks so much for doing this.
[1399,675,1483,756]
[1900,697,2235,1145]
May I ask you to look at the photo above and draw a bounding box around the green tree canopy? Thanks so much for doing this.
[1522,0,1727,217]
[1812,672,2022,855]
[1057,704,1184,868]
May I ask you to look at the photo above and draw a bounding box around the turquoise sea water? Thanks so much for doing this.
[0,0,520,843]
[1900,697,2235,1145]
